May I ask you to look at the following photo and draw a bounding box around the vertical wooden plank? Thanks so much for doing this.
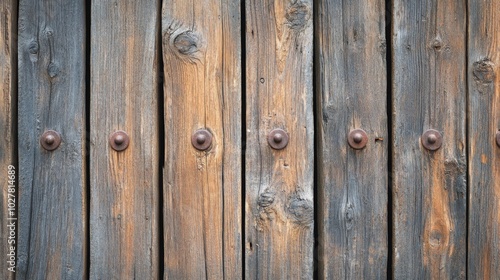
[245,0,314,278]
[392,0,467,278]
[17,0,87,279]
[162,0,242,278]
[315,0,388,278]
[90,1,159,278]
[0,1,16,279]
[468,0,500,278]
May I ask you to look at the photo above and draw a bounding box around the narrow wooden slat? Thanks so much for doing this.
[392,0,467,278]
[89,1,159,278]
[0,1,17,279]
[468,0,500,278]
[17,0,87,279]
[245,0,314,278]
[315,0,388,278]
[161,0,242,278]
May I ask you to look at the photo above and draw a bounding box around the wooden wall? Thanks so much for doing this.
[0,0,499,279]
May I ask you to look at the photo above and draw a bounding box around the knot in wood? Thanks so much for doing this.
[288,198,313,226]
[173,31,199,55]
[258,192,275,208]
[473,59,495,84]
[285,2,311,30]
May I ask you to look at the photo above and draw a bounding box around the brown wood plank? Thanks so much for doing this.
[391,0,467,278]
[245,0,314,278]
[315,0,388,278]
[17,0,87,279]
[0,1,17,279]
[89,1,160,278]
[468,0,500,278]
[161,0,242,278]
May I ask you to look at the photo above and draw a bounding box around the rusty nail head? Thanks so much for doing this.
[192,129,213,151]
[109,130,129,152]
[496,130,500,148]
[40,130,61,151]
[422,129,442,151]
[348,129,368,150]
[268,129,289,150]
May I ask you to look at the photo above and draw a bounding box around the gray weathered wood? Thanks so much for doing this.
[245,0,314,278]
[17,0,87,279]
[161,0,242,278]
[89,1,160,279]
[315,0,388,278]
[392,0,467,278]
[0,1,17,279]
[467,0,500,278]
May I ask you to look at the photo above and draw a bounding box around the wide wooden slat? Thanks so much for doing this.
[468,0,500,278]
[0,1,16,279]
[89,1,159,278]
[161,0,242,278]
[392,0,467,278]
[245,0,314,278]
[315,0,388,278]
[17,0,87,279]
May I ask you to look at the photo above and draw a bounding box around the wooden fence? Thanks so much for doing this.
[1,0,499,279]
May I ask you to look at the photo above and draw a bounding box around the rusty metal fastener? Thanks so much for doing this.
[268,129,289,150]
[109,130,130,152]
[192,129,213,151]
[422,129,442,151]
[348,129,368,150]
[40,130,61,151]
[496,130,500,148]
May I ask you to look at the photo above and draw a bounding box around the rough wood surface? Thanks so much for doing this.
[391,0,467,278]
[89,1,159,278]
[245,0,314,278]
[315,0,388,278]
[161,0,242,278]
[0,1,16,279]
[17,0,87,279]
[468,0,500,278]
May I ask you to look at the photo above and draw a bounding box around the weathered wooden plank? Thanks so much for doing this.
[245,0,314,278]
[161,0,242,278]
[17,0,87,279]
[392,0,467,278]
[468,0,500,278]
[89,1,159,278]
[0,1,17,279]
[315,0,388,278]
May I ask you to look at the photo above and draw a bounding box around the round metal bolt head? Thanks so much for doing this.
[422,129,442,151]
[109,130,130,152]
[496,130,500,148]
[348,129,368,150]
[268,129,289,150]
[192,129,213,151]
[40,130,61,151]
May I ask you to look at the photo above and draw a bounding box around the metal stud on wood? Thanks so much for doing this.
[267,128,289,150]
[109,130,130,152]
[348,129,368,150]
[421,129,442,151]
[40,130,62,151]
[191,129,213,151]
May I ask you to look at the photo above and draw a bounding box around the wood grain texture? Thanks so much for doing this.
[468,0,500,278]
[17,0,86,279]
[315,0,388,278]
[245,0,314,278]
[162,0,241,278]
[391,0,467,278]
[0,1,16,279]
[89,1,159,278]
